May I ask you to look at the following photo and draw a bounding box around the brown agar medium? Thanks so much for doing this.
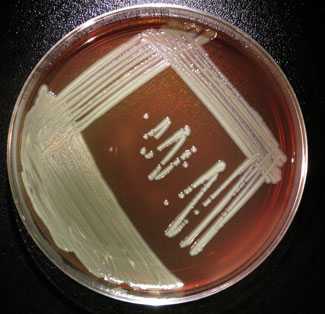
[8,6,307,305]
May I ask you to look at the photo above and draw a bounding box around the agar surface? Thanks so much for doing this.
[21,28,286,288]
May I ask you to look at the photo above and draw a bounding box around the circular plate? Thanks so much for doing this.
[7,5,307,305]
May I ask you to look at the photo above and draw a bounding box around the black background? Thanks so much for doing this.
[0,1,322,313]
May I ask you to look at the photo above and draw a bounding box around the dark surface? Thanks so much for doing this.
[0,1,322,313]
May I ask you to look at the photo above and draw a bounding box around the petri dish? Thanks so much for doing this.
[7,5,307,305]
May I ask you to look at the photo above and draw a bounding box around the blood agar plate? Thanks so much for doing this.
[7,5,307,305]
